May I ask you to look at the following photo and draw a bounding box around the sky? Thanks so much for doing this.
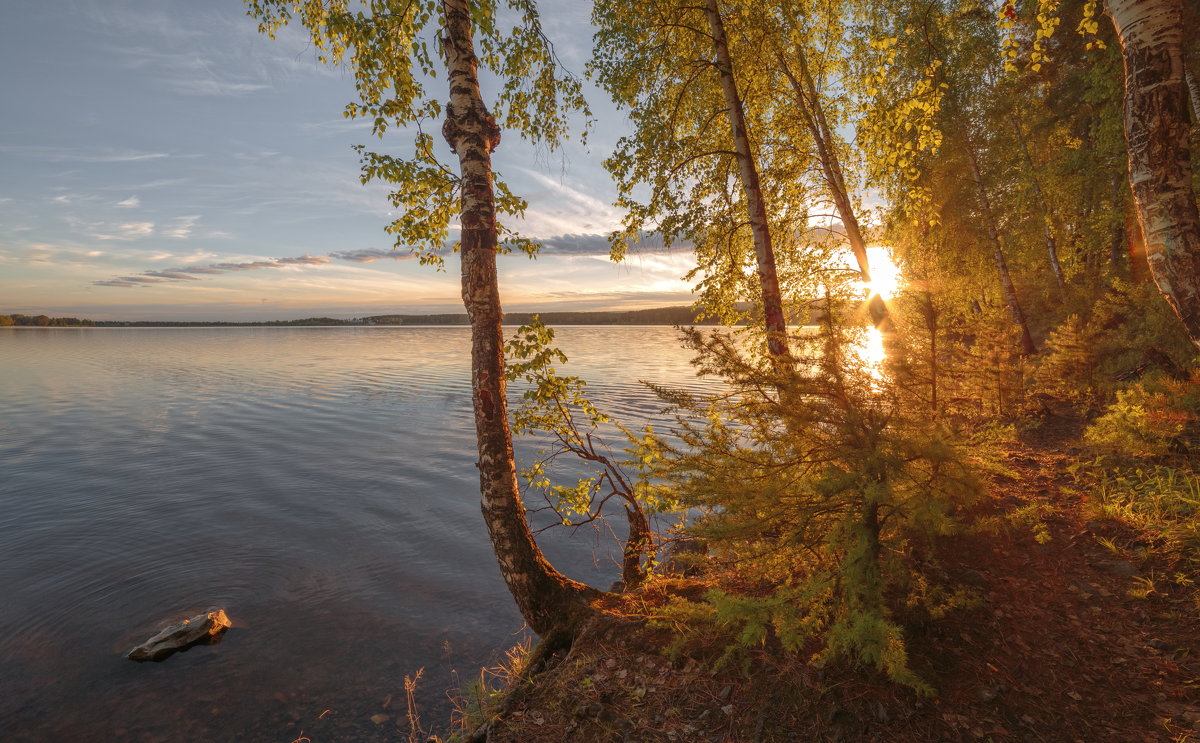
[0,1,698,321]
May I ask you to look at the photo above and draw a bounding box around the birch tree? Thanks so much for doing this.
[1106,0,1200,350]
[592,0,821,360]
[246,0,600,638]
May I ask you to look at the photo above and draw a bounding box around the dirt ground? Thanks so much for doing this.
[480,418,1200,742]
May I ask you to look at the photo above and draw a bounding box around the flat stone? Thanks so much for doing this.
[127,609,231,662]
[1109,561,1141,577]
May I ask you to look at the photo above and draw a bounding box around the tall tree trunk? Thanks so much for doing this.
[966,144,1038,356]
[1186,65,1200,122]
[1009,114,1067,293]
[1107,0,1200,350]
[776,49,892,330]
[703,0,792,362]
[441,0,599,637]
[1109,176,1129,275]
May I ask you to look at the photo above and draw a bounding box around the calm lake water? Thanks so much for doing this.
[0,326,709,742]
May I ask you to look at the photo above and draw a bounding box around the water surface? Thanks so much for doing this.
[0,326,707,741]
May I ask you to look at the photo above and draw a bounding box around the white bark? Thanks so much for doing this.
[1108,0,1200,350]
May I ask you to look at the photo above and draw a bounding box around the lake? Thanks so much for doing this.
[0,326,710,742]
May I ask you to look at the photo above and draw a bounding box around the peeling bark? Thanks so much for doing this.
[441,0,599,637]
[967,144,1038,356]
[704,0,792,362]
[1108,0,1200,350]
[1186,64,1200,122]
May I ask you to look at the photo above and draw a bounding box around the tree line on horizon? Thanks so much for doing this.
[0,306,740,327]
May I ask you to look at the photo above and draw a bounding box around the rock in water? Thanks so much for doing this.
[127,609,231,662]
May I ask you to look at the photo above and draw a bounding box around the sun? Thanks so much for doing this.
[863,246,902,301]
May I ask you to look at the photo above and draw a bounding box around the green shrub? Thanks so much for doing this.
[647,322,983,690]
[1084,372,1200,458]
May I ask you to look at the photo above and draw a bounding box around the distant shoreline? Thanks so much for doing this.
[0,306,729,328]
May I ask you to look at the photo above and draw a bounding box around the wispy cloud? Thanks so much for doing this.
[297,118,377,136]
[93,279,147,287]
[0,145,175,163]
[80,221,156,241]
[84,2,332,100]
[163,215,200,239]
[278,255,331,265]
[92,253,332,287]
[116,196,140,208]
[329,248,422,263]
[538,232,677,257]
[1,243,107,266]
[143,270,200,280]
[99,178,188,191]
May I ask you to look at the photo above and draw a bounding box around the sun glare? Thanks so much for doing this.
[860,326,887,378]
[864,246,902,301]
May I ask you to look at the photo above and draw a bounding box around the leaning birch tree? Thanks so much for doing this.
[245,0,600,638]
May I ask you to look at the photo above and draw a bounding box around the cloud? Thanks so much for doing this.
[210,261,286,271]
[328,248,421,263]
[143,271,201,280]
[0,145,174,163]
[101,178,188,191]
[92,253,332,287]
[78,221,156,241]
[104,222,155,240]
[175,79,271,96]
[537,232,677,257]
[278,254,331,265]
[116,196,140,208]
[163,215,200,239]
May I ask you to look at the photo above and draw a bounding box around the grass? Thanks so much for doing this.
[1086,463,1200,561]
[447,636,534,741]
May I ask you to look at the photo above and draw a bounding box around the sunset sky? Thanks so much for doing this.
[0,1,697,321]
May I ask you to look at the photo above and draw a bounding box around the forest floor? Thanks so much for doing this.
[470,414,1200,743]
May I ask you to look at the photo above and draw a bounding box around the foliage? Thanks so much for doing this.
[505,317,678,583]
[1032,314,1104,403]
[0,314,95,327]
[590,0,837,330]
[1083,371,1200,459]
[1071,371,1200,565]
[245,0,589,265]
[646,322,983,689]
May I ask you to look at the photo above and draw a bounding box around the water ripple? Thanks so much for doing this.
[0,326,716,741]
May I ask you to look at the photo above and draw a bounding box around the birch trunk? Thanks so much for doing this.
[967,144,1038,356]
[441,0,599,637]
[1108,0,1200,350]
[704,0,792,362]
[777,49,892,330]
[1186,65,1200,122]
